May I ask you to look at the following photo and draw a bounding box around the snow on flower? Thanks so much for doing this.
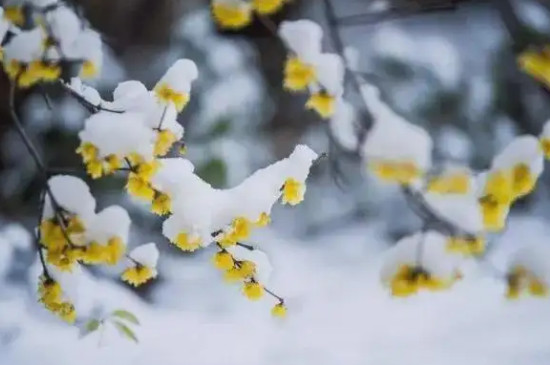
[161,144,318,250]
[1,3,103,87]
[40,176,131,271]
[506,244,550,299]
[154,59,198,112]
[381,231,462,297]
[121,243,159,287]
[479,136,544,232]
[360,83,432,185]
[278,19,344,118]
[211,0,253,29]
[426,166,474,195]
[539,119,550,159]
[329,99,360,151]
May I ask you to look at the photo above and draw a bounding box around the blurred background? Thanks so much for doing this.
[1,0,550,364]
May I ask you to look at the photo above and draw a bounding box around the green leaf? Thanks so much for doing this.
[86,319,101,332]
[113,320,138,343]
[111,309,140,325]
[79,319,101,339]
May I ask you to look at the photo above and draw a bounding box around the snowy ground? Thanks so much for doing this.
[1,215,550,365]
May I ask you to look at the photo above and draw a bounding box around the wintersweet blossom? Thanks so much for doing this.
[1,4,103,87]
[506,244,550,299]
[38,275,76,323]
[361,83,432,184]
[41,176,131,270]
[279,20,323,91]
[381,231,462,297]
[271,302,287,317]
[479,136,543,231]
[306,53,345,118]
[252,0,287,15]
[122,243,159,287]
[154,59,198,112]
[211,0,253,29]
[518,46,550,87]
[539,119,550,159]
[161,145,318,250]
[426,167,474,195]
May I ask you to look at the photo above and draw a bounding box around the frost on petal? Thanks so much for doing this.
[128,242,159,269]
[278,20,323,63]
[329,99,359,151]
[0,8,10,42]
[86,206,131,245]
[361,84,432,183]
[44,175,96,221]
[227,245,273,284]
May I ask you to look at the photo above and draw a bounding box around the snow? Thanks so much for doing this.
[278,20,323,63]
[44,175,97,222]
[128,243,159,269]
[491,135,544,177]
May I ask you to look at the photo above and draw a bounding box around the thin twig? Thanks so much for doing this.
[58,81,124,114]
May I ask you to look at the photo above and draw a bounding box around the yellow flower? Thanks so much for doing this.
[47,246,83,272]
[252,0,285,14]
[126,173,155,201]
[154,130,178,156]
[271,302,287,318]
[81,242,107,264]
[211,1,252,29]
[4,6,24,26]
[283,57,316,91]
[255,212,270,227]
[173,232,202,252]
[223,260,256,282]
[4,59,22,80]
[136,160,161,181]
[369,160,420,185]
[86,159,104,179]
[104,154,122,175]
[155,83,190,112]
[506,265,549,299]
[17,61,61,88]
[479,195,509,232]
[56,302,77,323]
[484,171,513,205]
[38,276,76,323]
[282,178,305,205]
[126,152,144,167]
[213,250,235,270]
[104,237,125,265]
[121,265,156,287]
[231,217,252,242]
[151,192,172,216]
[540,138,550,159]
[38,276,62,306]
[76,142,99,163]
[243,281,264,300]
[511,163,535,199]
[80,60,98,79]
[40,220,66,251]
[446,236,485,256]
[305,92,336,119]
[518,46,550,87]
[389,265,454,297]
[427,172,470,194]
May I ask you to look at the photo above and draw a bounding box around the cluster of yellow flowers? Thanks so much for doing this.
[518,45,550,88]
[40,216,125,272]
[1,4,102,89]
[506,265,548,299]
[211,0,288,29]
[390,265,458,298]
[38,275,76,323]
